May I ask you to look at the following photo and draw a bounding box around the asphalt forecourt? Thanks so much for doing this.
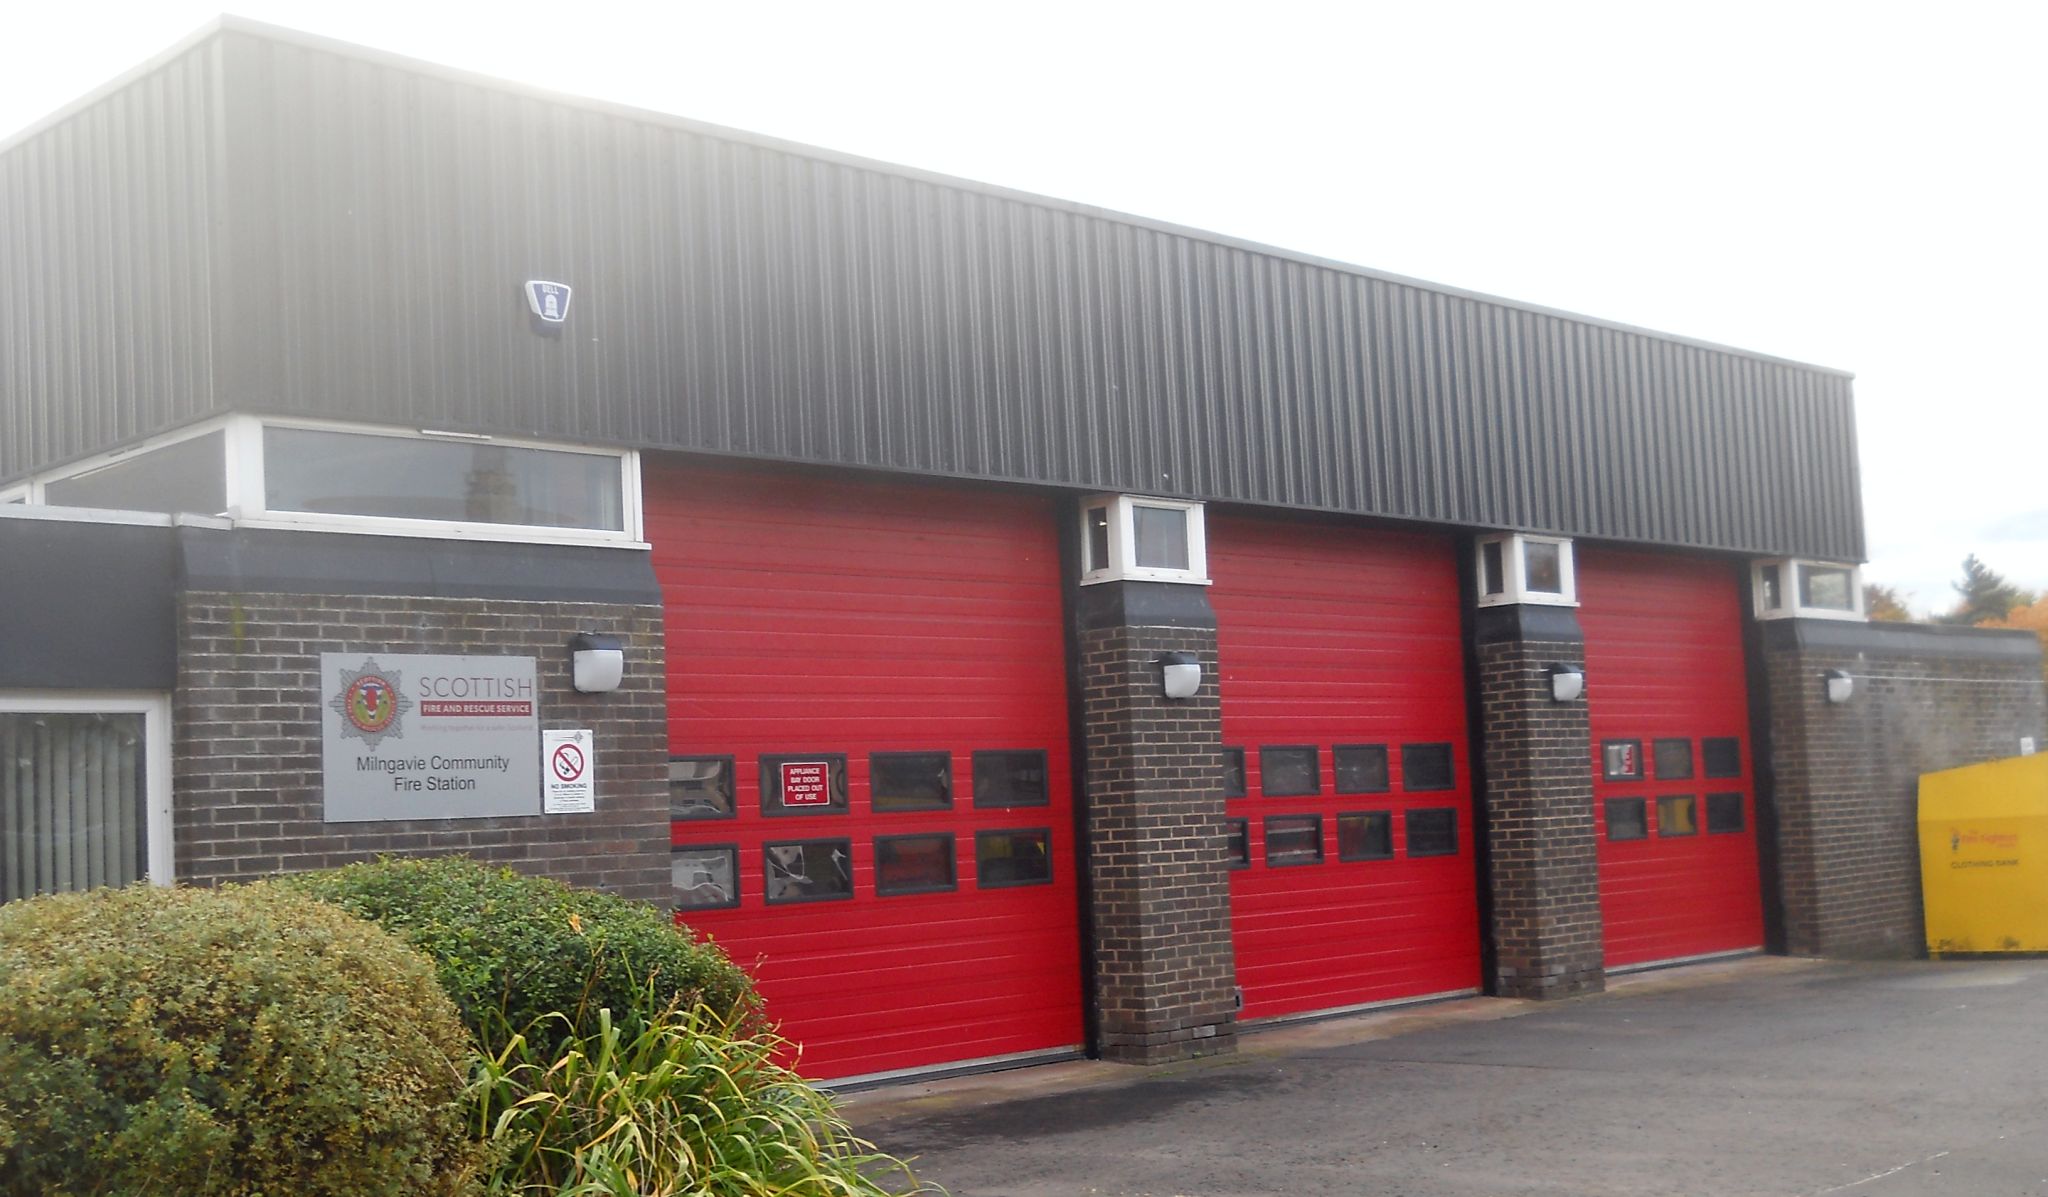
[850,956,2048,1196]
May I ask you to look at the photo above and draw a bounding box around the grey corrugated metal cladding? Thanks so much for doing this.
[0,38,223,484]
[1,21,1864,561]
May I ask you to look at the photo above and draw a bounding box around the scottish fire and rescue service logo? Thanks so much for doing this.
[524,280,572,324]
[329,659,413,749]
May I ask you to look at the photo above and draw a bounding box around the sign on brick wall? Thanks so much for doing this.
[542,728,596,814]
[321,652,541,822]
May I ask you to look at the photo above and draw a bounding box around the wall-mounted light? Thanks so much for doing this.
[1159,651,1202,700]
[1823,668,1854,705]
[570,632,624,693]
[1547,663,1586,703]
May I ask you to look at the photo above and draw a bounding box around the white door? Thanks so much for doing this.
[0,692,172,900]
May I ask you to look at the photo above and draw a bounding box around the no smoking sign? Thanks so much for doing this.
[542,729,596,814]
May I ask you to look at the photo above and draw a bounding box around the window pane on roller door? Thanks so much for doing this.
[971,750,1049,808]
[1334,745,1390,794]
[1259,747,1319,797]
[1653,739,1693,780]
[1706,793,1746,834]
[1702,738,1742,778]
[1407,808,1459,857]
[1337,811,1393,860]
[871,752,951,812]
[1657,795,1698,837]
[977,829,1053,887]
[670,756,735,820]
[1264,816,1322,866]
[1401,744,1455,792]
[673,845,739,910]
[1602,740,1643,781]
[875,834,956,894]
[1604,798,1648,841]
[1222,747,1247,799]
[764,840,853,903]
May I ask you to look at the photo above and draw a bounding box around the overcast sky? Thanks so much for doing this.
[4,1,2042,615]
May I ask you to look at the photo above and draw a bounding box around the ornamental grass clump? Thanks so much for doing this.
[474,993,928,1197]
[0,883,482,1197]
[277,857,928,1196]
[279,855,758,1054]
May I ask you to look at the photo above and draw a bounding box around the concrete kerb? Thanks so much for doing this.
[837,953,1824,1129]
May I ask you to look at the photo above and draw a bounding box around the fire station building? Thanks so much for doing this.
[4,19,2043,1084]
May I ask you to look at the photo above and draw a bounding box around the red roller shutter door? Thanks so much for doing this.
[1579,547,1764,969]
[1210,515,1482,1022]
[646,460,1083,1081]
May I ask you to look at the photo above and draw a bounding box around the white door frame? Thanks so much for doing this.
[0,691,175,885]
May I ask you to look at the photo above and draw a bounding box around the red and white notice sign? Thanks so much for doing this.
[542,728,595,814]
[780,761,832,808]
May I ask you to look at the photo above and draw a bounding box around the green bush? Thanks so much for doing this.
[0,883,481,1197]
[279,856,757,1054]
[475,994,927,1197]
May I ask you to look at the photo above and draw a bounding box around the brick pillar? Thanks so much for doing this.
[1475,606,1604,999]
[1076,582,1237,1064]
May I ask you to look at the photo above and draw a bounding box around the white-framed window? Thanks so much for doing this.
[1752,558,1864,621]
[0,692,174,900]
[246,418,640,543]
[1078,494,1209,586]
[9,415,644,547]
[24,417,235,514]
[1474,532,1577,607]
[0,485,26,504]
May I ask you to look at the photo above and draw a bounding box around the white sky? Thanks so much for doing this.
[4,1,2043,616]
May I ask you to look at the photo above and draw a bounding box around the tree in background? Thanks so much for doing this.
[1938,554,2037,625]
[1863,583,1912,622]
[1977,599,2048,687]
